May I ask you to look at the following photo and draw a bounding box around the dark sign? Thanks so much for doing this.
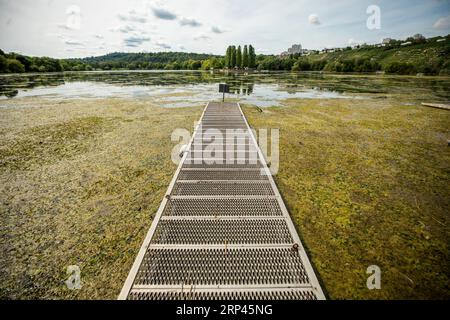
[219,83,230,93]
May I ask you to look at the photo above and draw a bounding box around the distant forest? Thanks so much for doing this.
[1,34,449,75]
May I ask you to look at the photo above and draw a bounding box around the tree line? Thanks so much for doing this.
[1,34,448,75]
[0,49,63,73]
[0,50,221,73]
[225,45,256,69]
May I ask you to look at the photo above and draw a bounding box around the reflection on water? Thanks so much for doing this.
[0,70,449,107]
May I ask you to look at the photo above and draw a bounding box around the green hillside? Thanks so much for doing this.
[64,52,219,71]
[258,35,450,75]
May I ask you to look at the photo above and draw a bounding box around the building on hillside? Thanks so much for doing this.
[280,44,303,57]
[288,44,302,54]
[321,48,337,53]
[413,34,425,41]
[381,38,394,46]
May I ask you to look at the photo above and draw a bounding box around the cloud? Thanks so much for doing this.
[118,10,147,23]
[211,26,225,33]
[57,23,74,30]
[193,33,211,41]
[179,45,186,50]
[123,35,151,47]
[110,24,137,33]
[308,14,321,25]
[151,7,177,20]
[179,17,202,27]
[433,15,450,29]
[64,39,84,46]
[155,42,171,49]
[94,34,103,39]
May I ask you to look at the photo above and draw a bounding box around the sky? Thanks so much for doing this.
[0,0,449,58]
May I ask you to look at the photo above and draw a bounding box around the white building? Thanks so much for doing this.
[288,44,303,54]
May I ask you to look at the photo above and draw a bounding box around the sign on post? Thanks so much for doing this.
[219,83,230,102]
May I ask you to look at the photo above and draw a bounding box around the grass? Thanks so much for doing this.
[242,98,450,299]
[0,97,202,299]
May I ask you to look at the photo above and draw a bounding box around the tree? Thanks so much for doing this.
[7,59,25,73]
[231,46,236,68]
[236,45,242,68]
[242,45,249,68]
[225,46,231,68]
[16,55,31,72]
[249,45,256,68]
[0,55,7,73]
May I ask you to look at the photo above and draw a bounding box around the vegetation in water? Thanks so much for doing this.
[0,70,449,299]
[0,97,202,299]
[243,98,450,299]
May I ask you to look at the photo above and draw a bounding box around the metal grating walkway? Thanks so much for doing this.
[119,102,325,300]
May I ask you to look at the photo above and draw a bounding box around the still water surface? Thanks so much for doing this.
[0,70,449,107]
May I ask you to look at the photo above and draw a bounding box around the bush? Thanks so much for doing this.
[354,58,380,72]
[310,60,327,71]
[292,60,311,71]
[341,59,355,72]
[384,62,417,75]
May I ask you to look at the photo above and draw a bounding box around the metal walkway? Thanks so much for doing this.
[119,102,325,300]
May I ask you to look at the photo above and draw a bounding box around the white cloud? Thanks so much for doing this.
[116,25,136,33]
[64,39,84,46]
[179,17,202,27]
[123,35,151,47]
[433,15,450,30]
[151,7,177,20]
[94,34,104,39]
[211,26,225,34]
[308,14,320,25]
[193,33,211,41]
[155,41,171,49]
[118,10,147,24]
[57,23,73,31]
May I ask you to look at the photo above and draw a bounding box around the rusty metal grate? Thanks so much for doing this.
[128,289,317,300]
[119,102,325,301]
[152,219,293,244]
[182,162,263,169]
[162,198,283,217]
[172,181,275,196]
[178,169,267,181]
[133,248,309,286]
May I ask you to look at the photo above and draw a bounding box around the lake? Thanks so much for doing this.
[0,70,449,107]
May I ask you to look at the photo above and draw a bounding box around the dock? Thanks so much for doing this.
[118,102,325,300]
[421,103,450,111]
